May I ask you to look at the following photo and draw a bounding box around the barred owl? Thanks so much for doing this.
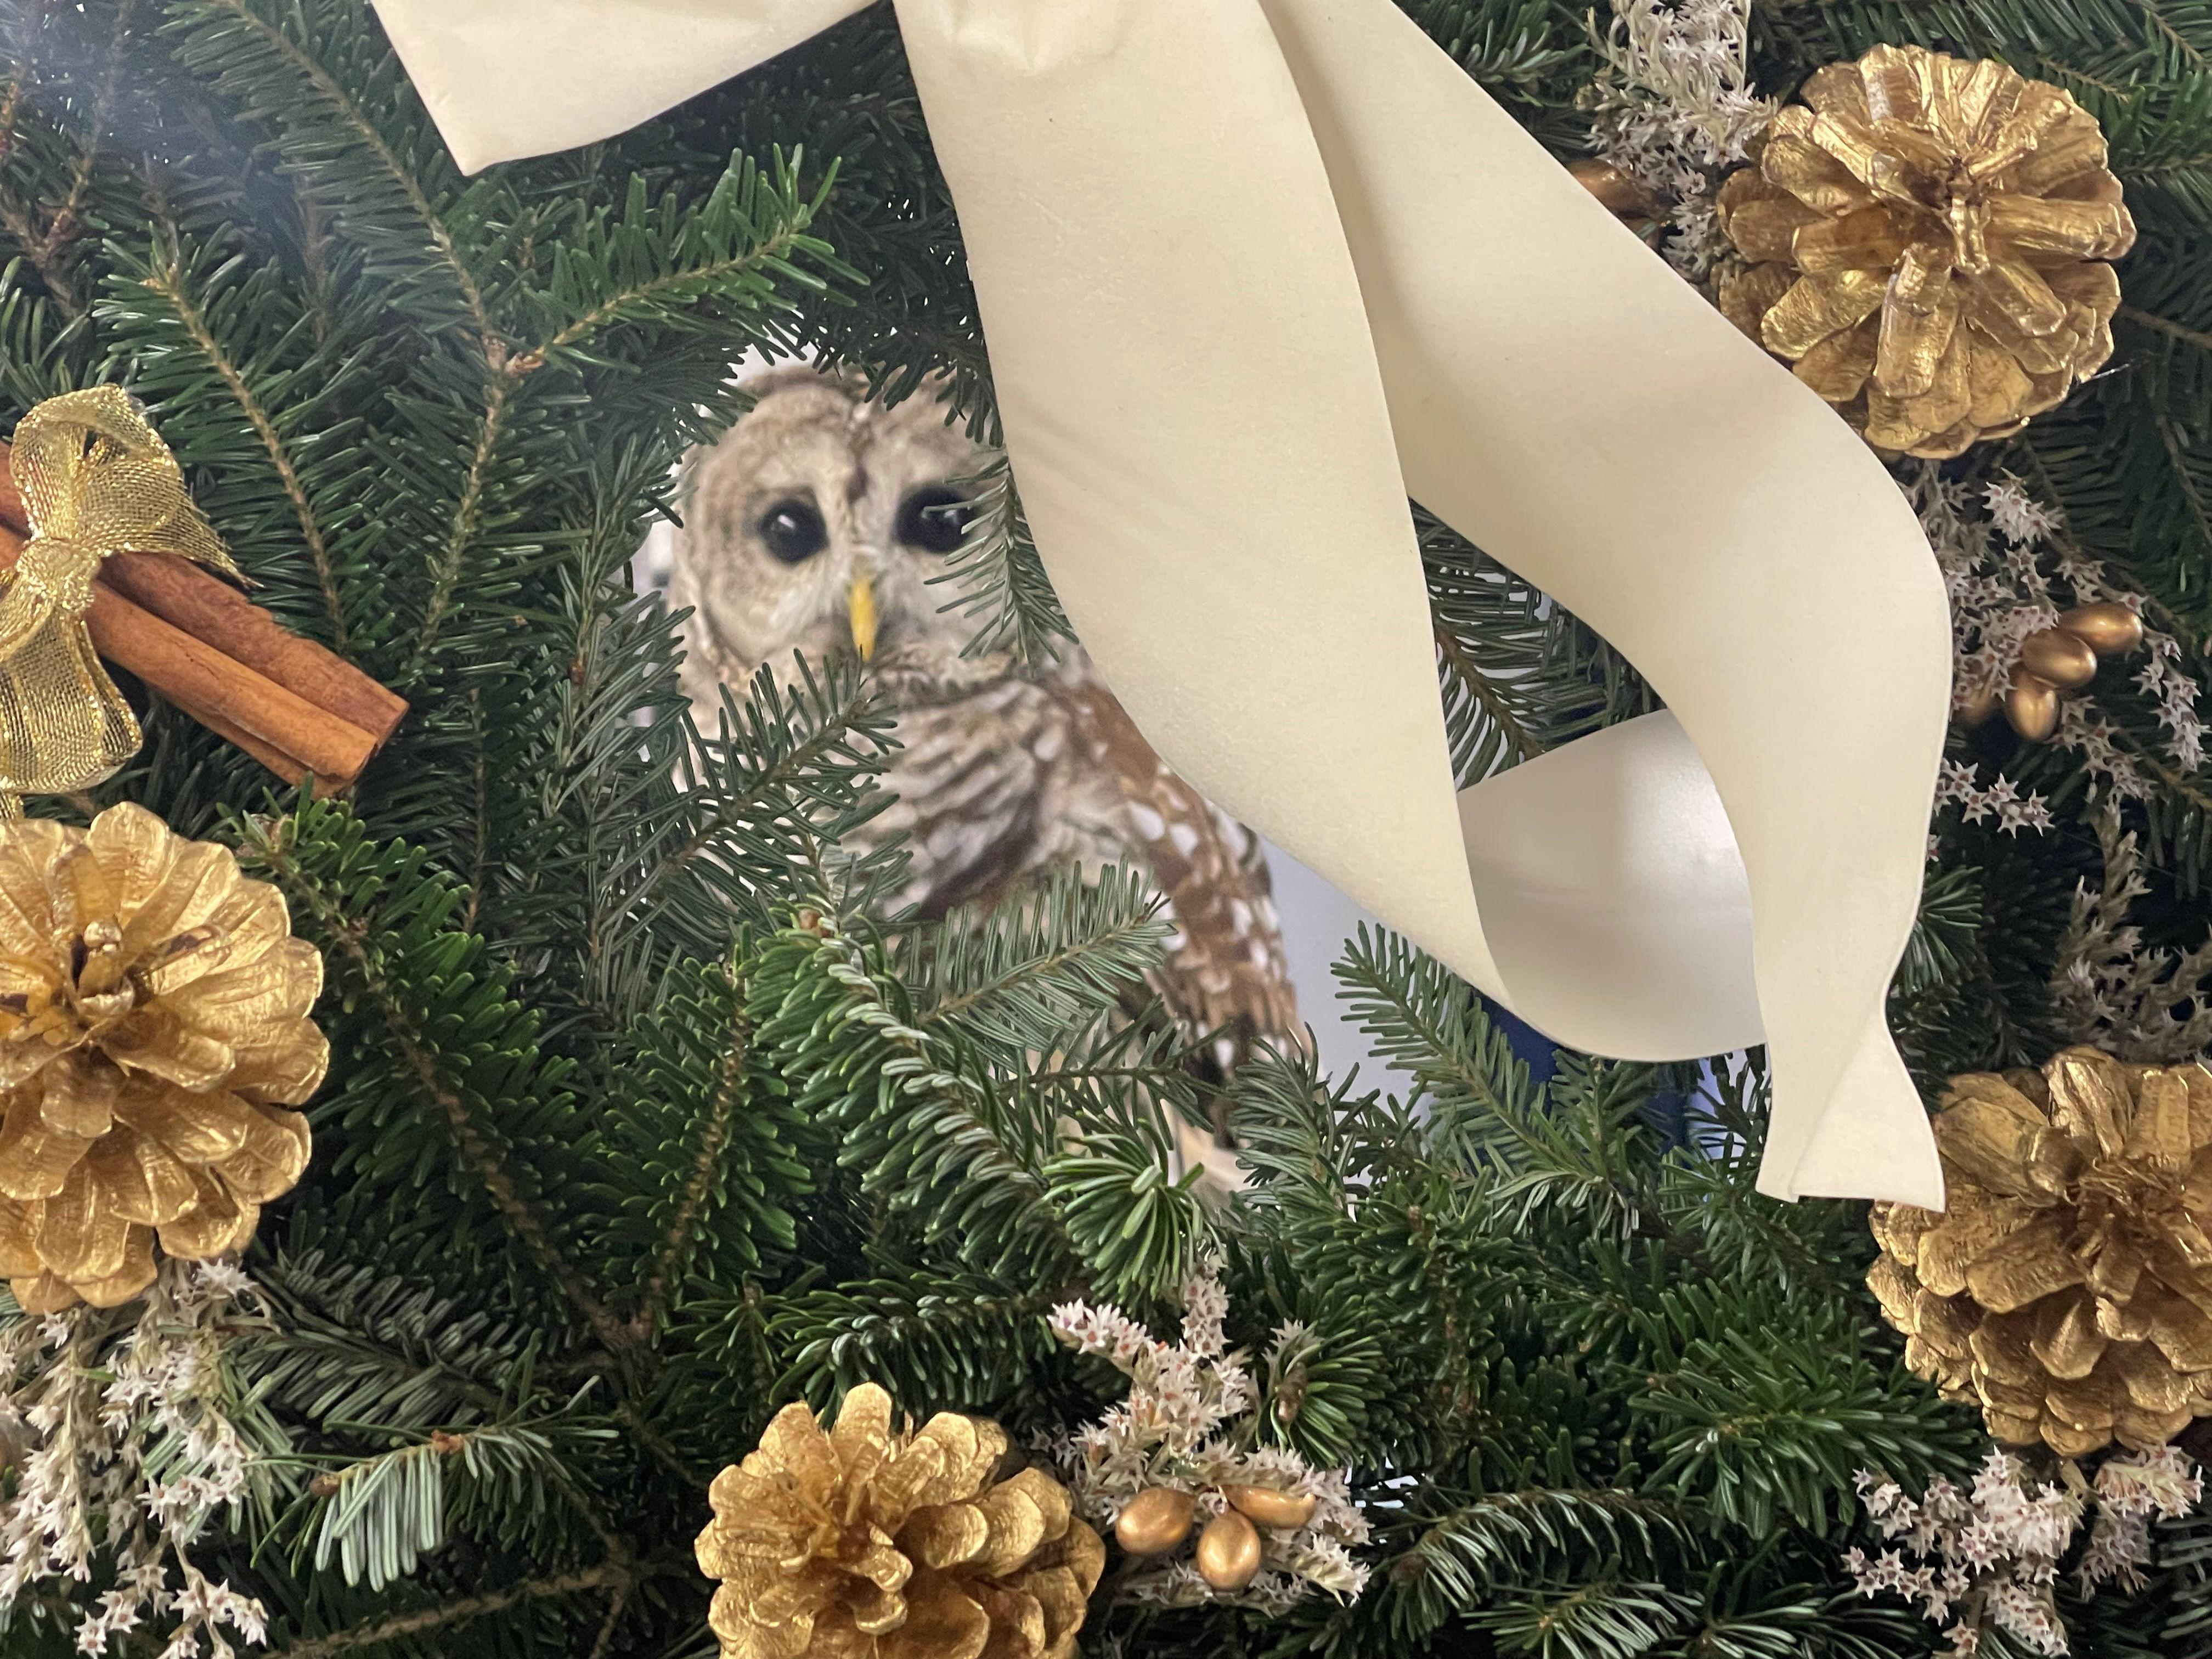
[669,368,1299,1074]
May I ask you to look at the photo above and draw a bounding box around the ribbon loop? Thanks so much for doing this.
[0,387,239,805]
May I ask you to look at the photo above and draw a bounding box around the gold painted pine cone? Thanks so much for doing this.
[0,803,325,1311]
[1718,45,2134,459]
[696,1384,1104,1659]
[1869,1048,2212,1457]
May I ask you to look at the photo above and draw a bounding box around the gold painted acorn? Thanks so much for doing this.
[1868,1048,2212,1457]
[1718,45,2134,458]
[696,1384,1103,1659]
[1195,1510,1262,1593]
[1568,157,1658,224]
[1113,1486,1197,1558]
[1962,602,2147,741]
[0,803,325,1312]
[2054,600,2145,657]
[1222,1483,1319,1531]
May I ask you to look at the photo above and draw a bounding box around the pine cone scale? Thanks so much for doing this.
[2028,1289,2106,1379]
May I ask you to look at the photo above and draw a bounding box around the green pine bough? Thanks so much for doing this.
[0,1,2207,1655]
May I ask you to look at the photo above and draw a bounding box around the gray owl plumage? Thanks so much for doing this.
[669,368,1299,1057]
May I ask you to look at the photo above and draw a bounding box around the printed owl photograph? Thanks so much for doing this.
[5,4,2212,1659]
[656,368,1325,1179]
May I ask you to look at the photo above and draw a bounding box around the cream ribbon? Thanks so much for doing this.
[372,0,1953,1205]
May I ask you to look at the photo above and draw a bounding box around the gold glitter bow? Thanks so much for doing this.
[0,387,239,813]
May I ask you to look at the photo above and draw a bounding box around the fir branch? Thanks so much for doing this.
[2141,0,2211,72]
[1334,925,1536,1130]
[245,812,637,1361]
[0,0,120,318]
[2121,301,2212,356]
[190,0,497,344]
[613,658,890,926]
[0,93,49,294]
[632,973,750,1339]
[462,687,488,932]
[934,453,1072,665]
[754,912,1084,1280]
[267,1558,645,1659]
[139,243,350,645]
[408,368,512,672]
[910,862,1170,1052]
[347,946,631,1359]
[523,226,815,365]
[584,1581,632,1659]
[1387,1489,1694,1628]
[19,0,133,313]
[1435,623,1544,769]
[2155,409,2212,558]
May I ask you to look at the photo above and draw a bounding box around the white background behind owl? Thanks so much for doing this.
[635,510,1396,1090]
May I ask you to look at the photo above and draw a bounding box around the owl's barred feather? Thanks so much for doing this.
[670,369,1299,1071]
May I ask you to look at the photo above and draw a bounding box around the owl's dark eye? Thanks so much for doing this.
[896,486,974,555]
[758,496,828,563]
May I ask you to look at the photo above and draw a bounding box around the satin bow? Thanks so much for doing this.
[0,388,238,810]
[373,0,1953,1205]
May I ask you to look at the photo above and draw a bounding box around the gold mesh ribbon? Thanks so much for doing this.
[0,387,239,813]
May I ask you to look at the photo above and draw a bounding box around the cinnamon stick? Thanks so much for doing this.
[98,551,405,746]
[87,587,379,782]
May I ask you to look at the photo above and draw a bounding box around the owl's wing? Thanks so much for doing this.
[1057,671,1302,1058]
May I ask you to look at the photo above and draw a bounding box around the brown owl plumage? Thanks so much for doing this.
[669,368,1299,1066]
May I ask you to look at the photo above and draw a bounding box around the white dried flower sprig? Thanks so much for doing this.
[2050,805,2212,1063]
[1047,1262,1369,1611]
[0,1262,274,1659]
[1846,1448,2201,1657]
[1584,0,1775,278]
[2075,1446,2203,1595]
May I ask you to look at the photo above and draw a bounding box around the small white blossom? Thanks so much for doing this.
[1984,481,2062,548]
[1178,1259,1229,1359]
[1934,759,2055,837]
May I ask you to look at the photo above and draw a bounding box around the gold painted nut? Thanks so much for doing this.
[2005,668,2061,742]
[2017,627,2099,691]
[1195,1508,1262,1592]
[1113,1487,1197,1558]
[1222,1482,1319,1531]
[2056,601,2145,656]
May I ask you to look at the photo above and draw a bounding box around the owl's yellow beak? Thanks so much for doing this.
[848,571,878,662]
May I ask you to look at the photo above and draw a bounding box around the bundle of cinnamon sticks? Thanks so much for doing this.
[0,441,405,792]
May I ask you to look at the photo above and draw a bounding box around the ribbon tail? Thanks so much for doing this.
[1262,0,1949,1205]
[893,0,1511,1007]
[371,0,872,173]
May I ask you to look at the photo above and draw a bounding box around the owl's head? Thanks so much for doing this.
[672,368,990,698]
